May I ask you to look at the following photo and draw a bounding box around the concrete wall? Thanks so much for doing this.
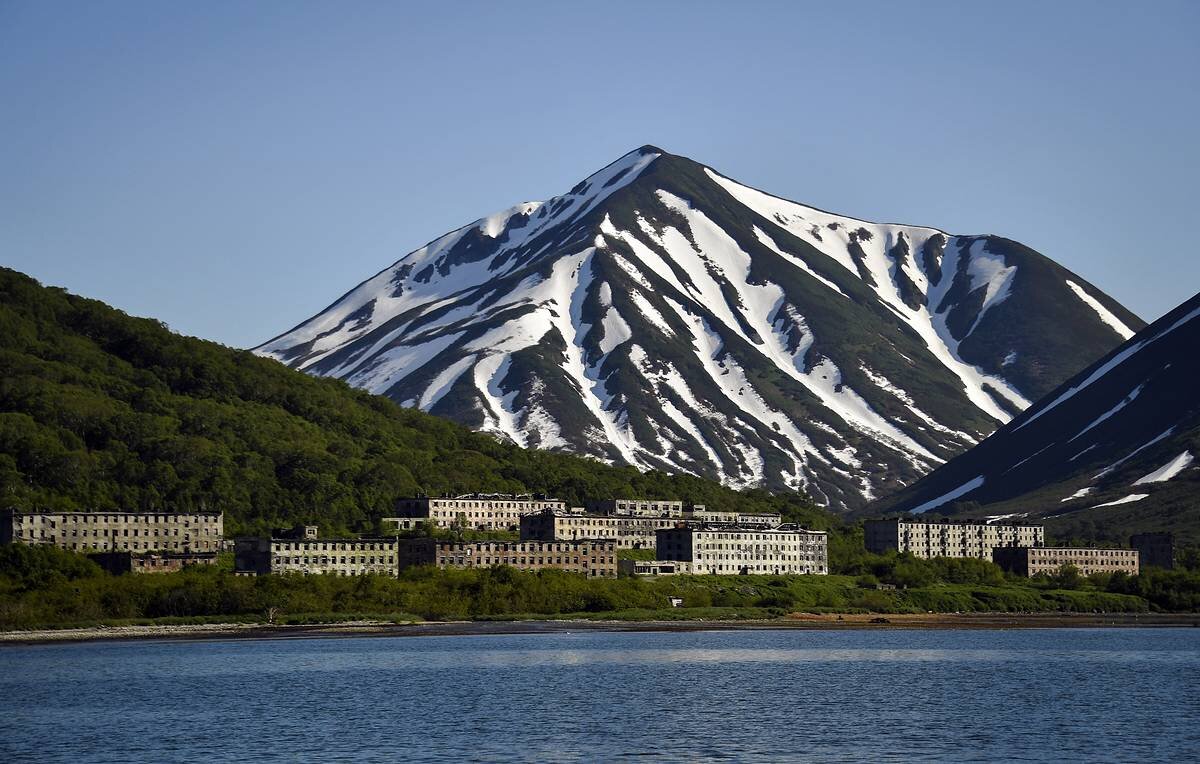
[657,526,828,575]
[865,518,1044,560]
[399,538,617,578]
[2,510,223,554]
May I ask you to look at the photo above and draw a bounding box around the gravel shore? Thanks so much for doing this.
[3,612,1197,646]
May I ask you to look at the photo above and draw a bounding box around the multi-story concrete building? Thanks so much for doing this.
[582,499,780,526]
[992,546,1140,577]
[656,525,828,575]
[1,510,223,554]
[864,518,1044,560]
[1130,533,1174,570]
[384,494,567,532]
[686,508,783,526]
[398,538,617,578]
[585,499,685,517]
[520,510,683,549]
[235,537,399,577]
[91,551,219,575]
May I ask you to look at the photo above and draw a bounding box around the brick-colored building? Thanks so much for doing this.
[656,525,828,575]
[384,494,566,532]
[235,537,399,577]
[865,518,1043,560]
[1,510,223,554]
[992,546,1140,577]
[398,538,617,578]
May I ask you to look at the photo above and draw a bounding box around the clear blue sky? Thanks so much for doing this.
[3,0,1197,348]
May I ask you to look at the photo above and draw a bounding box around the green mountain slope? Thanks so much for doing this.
[0,268,828,536]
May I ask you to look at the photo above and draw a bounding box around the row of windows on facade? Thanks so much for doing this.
[701,564,825,572]
[899,531,1039,537]
[276,556,394,565]
[555,520,674,527]
[277,567,393,576]
[57,541,210,551]
[13,513,218,525]
[434,543,612,553]
[430,501,553,509]
[691,532,824,541]
[435,560,611,576]
[438,557,611,566]
[21,528,197,538]
[1031,555,1137,564]
[685,539,826,547]
[272,542,394,551]
[1031,550,1137,557]
[693,553,824,562]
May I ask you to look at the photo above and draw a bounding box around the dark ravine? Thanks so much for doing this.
[258,146,1141,511]
[872,290,1200,542]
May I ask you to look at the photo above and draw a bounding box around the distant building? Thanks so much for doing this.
[685,508,782,526]
[656,525,828,575]
[520,510,683,549]
[992,546,1140,577]
[91,551,218,575]
[618,559,692,576]
[384,494,566,532]
[586,499,685,517]
[398,538,617,578]
[864,518,1043,560]
[1130,533,1174,570]
[582,499,781,527]
[1,510,223,554]
[235,537,399,577]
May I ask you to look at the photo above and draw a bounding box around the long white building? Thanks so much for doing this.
[385,494,566,532]
[864,517,1044,560]
[655,525,828,575]
[1,510,224,554]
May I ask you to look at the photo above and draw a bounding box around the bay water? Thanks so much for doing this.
[2,627,1198,762]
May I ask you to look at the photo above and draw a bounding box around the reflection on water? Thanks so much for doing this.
[2,628,1198,763]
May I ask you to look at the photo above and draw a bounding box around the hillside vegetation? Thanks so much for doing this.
[0,268,828,536]
[6,544,1196,631]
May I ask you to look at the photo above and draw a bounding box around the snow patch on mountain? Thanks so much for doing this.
[909,475,985,514]
[1090,493,1149,509]
[1133,451,1194,485]
[1068,384,1144,442]
[1019,306,1200,431]
[1065,280,1136,340]
[1060,487,1095,502]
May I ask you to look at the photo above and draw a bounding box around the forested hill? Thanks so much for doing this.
[0,268,828,536]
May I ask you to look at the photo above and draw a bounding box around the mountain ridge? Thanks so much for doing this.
[0,266,827,536]
[870,289,1200,543]
[257,146,1143,511]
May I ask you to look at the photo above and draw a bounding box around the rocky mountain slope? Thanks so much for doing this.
[0,266,825,537]
[871,290,1199,541]
[257,146,1142,510]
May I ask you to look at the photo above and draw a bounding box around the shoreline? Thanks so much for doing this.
[3,612,1198,645]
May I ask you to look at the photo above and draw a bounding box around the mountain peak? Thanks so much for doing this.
[256,148,1143,511]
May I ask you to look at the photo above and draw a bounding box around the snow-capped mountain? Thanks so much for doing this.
[872,290,1199,535]
[256,146,1142,511]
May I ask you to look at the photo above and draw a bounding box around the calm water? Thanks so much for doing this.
[2,628,1198,762]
